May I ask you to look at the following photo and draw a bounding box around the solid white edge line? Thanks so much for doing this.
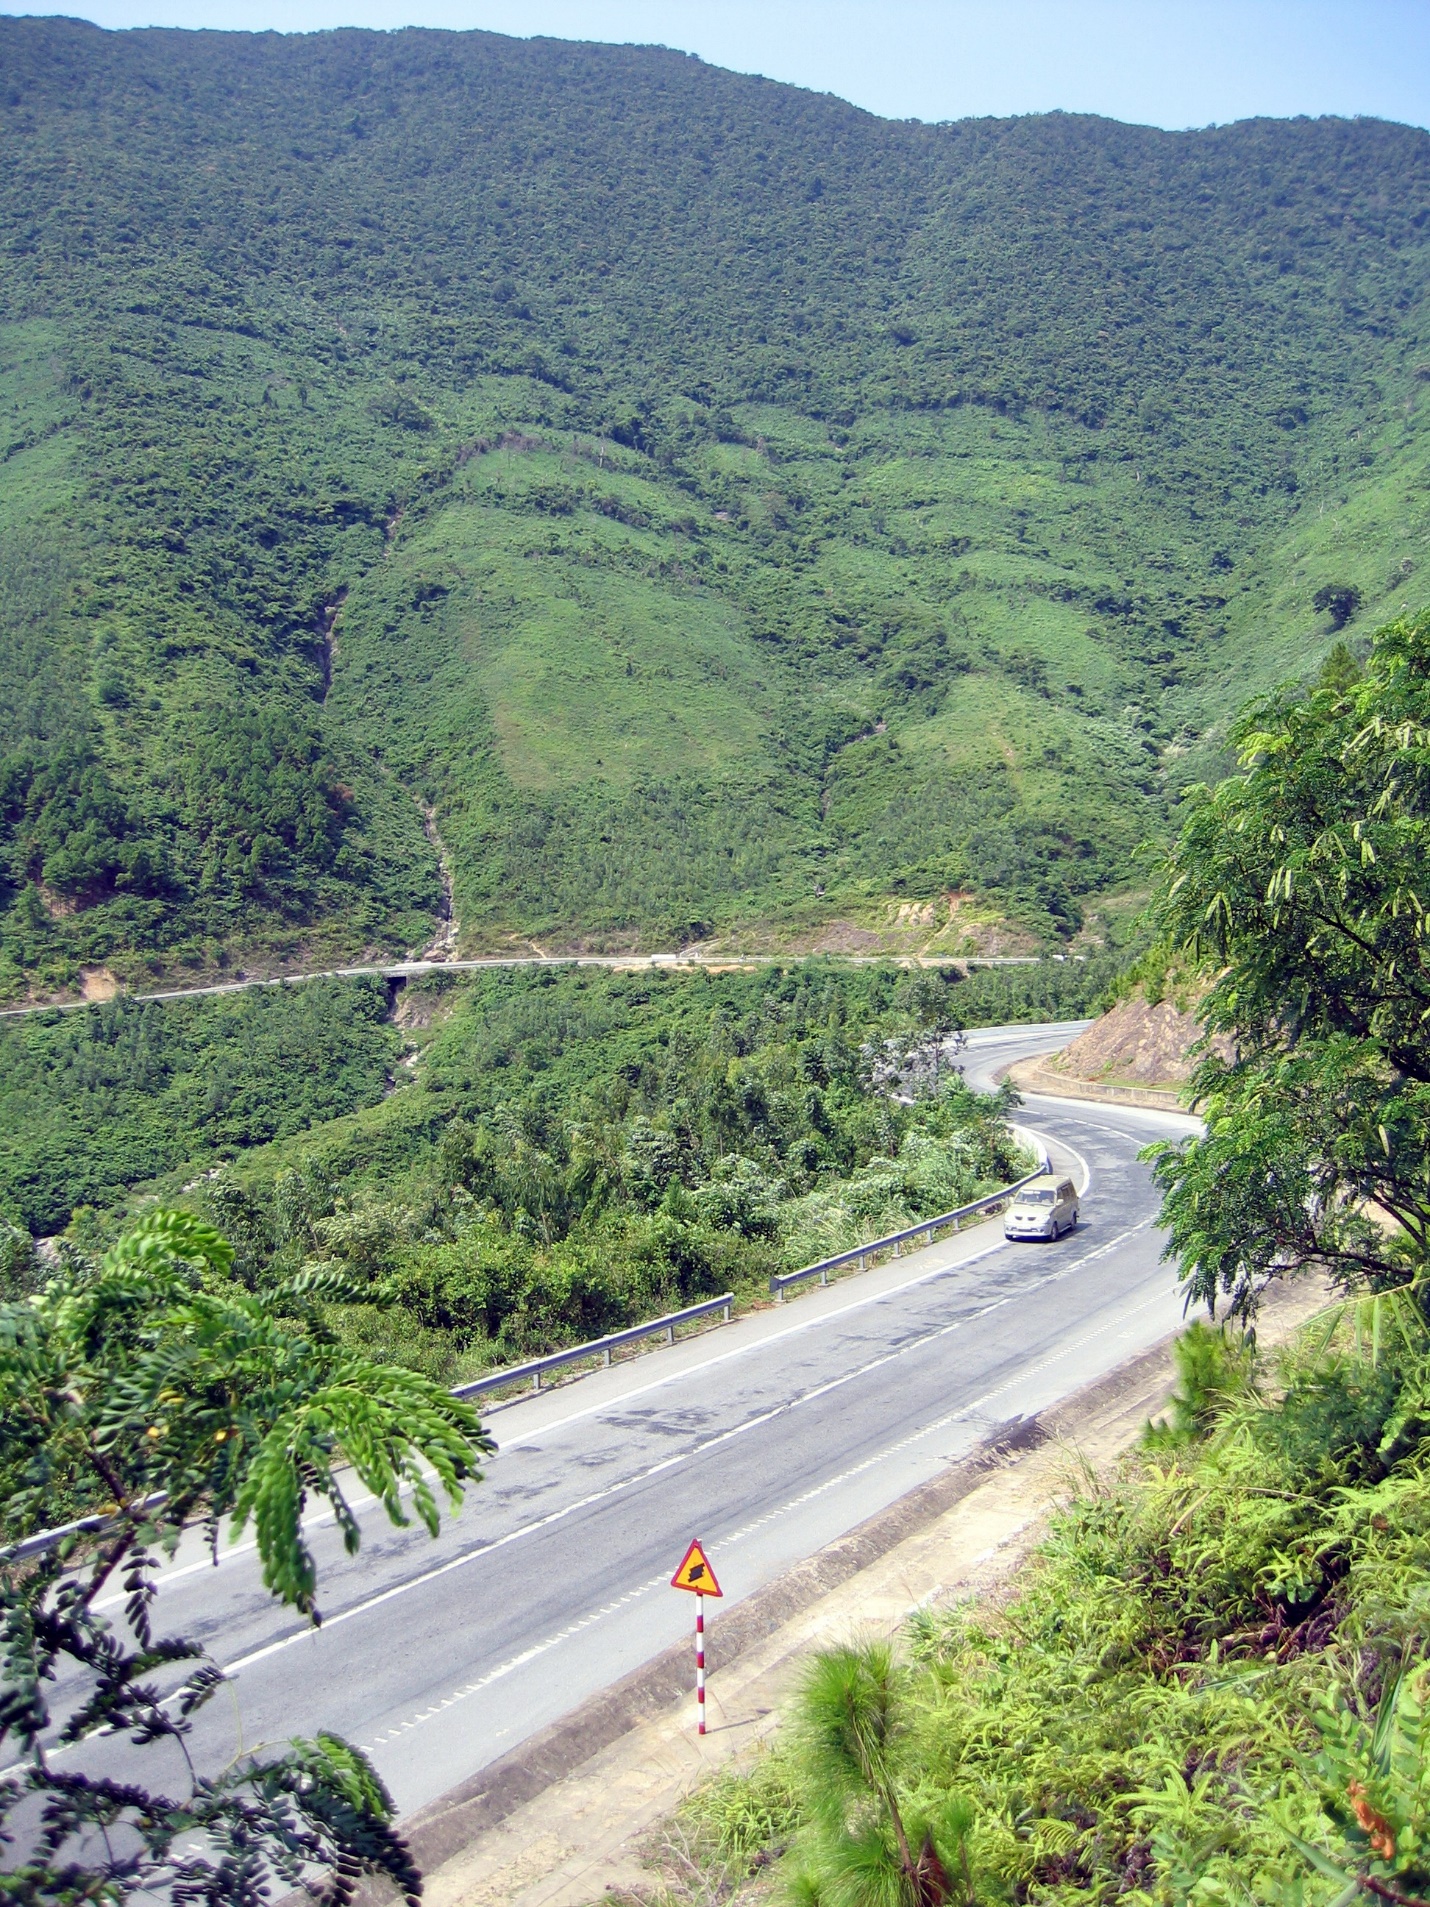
[93,1114,1106,1608]
[217,1217,1157,1680]
[358,1249,1172,1757]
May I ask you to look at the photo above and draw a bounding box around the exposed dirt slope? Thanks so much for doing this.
[1047,993,1204,1089]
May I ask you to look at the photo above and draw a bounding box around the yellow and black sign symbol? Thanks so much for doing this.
[670,1538,723,1597]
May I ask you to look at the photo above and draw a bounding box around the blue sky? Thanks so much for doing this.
[3,1,1428,131]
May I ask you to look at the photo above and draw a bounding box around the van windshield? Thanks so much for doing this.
[1017,1191,1055,1206]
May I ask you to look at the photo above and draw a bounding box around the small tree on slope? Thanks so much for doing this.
[0,1208,493,1905]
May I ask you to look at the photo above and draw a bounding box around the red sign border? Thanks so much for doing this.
[670,1537,723,1597]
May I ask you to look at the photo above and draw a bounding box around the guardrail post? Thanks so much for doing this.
[820,1267,828,1286]
[603,1346,612,1367]
[666,1324,675,1344]
[533,1370,541,1393]
[894,1239,901,1257]
[723,1299,732,1322]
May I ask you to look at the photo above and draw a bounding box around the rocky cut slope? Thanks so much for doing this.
[3,19,1430,994]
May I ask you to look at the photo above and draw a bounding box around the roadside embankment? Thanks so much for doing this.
[1006,1055,1186,1111]
[1003,990,1207,1110]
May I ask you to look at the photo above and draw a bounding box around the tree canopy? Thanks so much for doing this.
[2,17,1429,988]
[1149,608,1430,1318]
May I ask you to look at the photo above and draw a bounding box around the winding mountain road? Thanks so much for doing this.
[40,1021,1197,1826]
[0,951,1049,1019]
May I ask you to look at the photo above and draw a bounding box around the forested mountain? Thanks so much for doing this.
[3,17,1429,992]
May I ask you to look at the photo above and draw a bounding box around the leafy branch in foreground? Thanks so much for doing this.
[0,1208,493,1904]
[1144,609,1430,1318]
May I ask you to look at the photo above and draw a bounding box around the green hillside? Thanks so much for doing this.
[3,18,1429,993]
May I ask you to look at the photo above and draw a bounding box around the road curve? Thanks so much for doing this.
[41,1021,1199,1821]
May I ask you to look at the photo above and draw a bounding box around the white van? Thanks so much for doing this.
[1004,1173,1079,1241]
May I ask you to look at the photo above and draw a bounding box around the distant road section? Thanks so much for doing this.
[0,950,1051,1020]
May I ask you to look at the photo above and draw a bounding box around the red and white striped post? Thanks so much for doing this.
[695,1594,706,1734]
[671,1537,722,1736]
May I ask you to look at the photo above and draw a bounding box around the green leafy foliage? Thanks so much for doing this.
[0,1206,492,1903]
[1140,1319,1258,1453]
[1146,607,1430,1318]
[786,1643,969,1907]
[2,21,1430,980]
[0,977,401,1235]
[1282,1665,1430,1901]
[1313,583,1364,632]
[0,956,1110,1374]
[148,962,1031,1378]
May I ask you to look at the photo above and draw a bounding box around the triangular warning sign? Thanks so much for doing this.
[670,1538,722,1597]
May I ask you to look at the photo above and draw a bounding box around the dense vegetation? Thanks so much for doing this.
[680,1311,1430,1905]
[0,1207,491,1903]
[0,974,400,1235]
[1148,609,1430,1320]
[0,953,1112,1246]
[657,608,1430,1907]
[3,18,1430,990]
[55,961,1035,1381]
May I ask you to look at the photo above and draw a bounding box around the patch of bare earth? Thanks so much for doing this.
[391,982,458,1032]
[535,928,658,956]
[79,968,119,1003]
[767,894,1040,962]
[1047,993,1206,1090]
[801,919,891,954]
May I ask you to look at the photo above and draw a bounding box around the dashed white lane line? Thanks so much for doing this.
[358,1245,1168,1755]
[92,1219,1019,1611]
[221,1216,1154,1695]
[363,1572,670,1748]
[93,1119,1105,1614]
[494,1129,1097,1456]
[221,1218,1155,1681]
[14,1213,1162,1778]
[104,1231,1026,1618]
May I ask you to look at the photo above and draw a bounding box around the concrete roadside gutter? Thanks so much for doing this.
[366,1275,1329,1907]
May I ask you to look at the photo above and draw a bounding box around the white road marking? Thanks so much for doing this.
[362,1572,670,1748]
[217,1219,1156,1681]
[495,1112,1100,1454]
[93,1115,1109,1611]
[358,1251,1169,1756]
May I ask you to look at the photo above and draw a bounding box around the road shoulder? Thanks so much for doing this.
[393,1276,1328,1907]
[1006,1055,1186,1112]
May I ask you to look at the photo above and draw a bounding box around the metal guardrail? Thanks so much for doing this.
[768,1162,1048,1299]
[3,1133,1054,1560]
[0,1492,169,1567]
[2,1300,737,1565]
[450,1292,735,1400]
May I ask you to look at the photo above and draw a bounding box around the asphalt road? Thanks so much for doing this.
[37,1021,1199,1822]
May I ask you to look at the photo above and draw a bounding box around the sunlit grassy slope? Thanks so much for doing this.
[2,19,1428,990]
